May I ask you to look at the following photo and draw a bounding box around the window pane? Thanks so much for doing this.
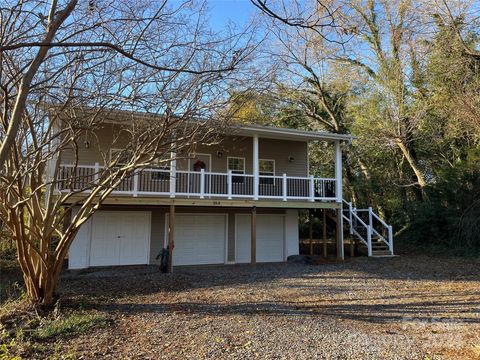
[259,160,274,174]
[228,157,245,172]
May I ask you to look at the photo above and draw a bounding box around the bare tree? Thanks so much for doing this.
[250,0,340,38]
[0,0,252,306]
[261,0,432,194]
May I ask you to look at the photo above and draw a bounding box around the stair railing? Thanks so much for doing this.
[348,209,372,256]
[342,199,393,256]
[368,208,393,254]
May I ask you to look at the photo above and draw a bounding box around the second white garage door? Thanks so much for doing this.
[169,214,227,266]
[235,214,285,263]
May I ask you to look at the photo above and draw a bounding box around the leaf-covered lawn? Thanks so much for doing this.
[1,255,479,359]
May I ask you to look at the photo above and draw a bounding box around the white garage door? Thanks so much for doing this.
[90,211,150,266]
[235,214,285,263]
[170,214,227,266]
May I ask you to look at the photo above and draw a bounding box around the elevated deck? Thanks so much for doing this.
[58,164,341,207]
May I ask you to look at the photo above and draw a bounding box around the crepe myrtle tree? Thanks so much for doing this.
[0,0,252,306]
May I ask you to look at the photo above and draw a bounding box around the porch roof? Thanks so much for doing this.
[50,106,354,143]
[233,124,354,143]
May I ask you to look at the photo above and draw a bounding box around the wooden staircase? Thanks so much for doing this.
[342,200,394,257]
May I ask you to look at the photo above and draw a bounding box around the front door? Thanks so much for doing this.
[188,153,211,195]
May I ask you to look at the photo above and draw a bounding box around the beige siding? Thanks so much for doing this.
[62,128,309,177]
[258,138,308,176]
[179,136,308,176]
[61,124,132,165]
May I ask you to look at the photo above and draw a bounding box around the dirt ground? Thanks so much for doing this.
[3,255,480,359]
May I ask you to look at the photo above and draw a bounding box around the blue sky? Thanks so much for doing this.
[205,0,256,30]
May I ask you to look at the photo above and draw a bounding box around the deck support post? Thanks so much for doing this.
[322,210,327,257]
[350,235,355,257]
[336,208,344,260]
[309,211,313,255]
[168,204,175,273]
[251,206,257,265]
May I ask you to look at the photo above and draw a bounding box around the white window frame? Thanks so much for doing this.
[227,156,245,174]
[227,156,246,184]
[259,159,275,185]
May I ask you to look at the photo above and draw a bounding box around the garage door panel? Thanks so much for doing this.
[257,216,284,262]
[235,215,285,263]
[90,213,120,266]
[172,214,226,266]
[90,211,150,267]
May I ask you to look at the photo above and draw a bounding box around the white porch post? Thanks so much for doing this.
[200,168,205,199]
[169,148,176,198]
[253,134,259,200]
[227,170,233,199]
[334,141,343,203]
[133,171,139,197]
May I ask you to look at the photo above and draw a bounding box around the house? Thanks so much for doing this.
[59,112,393,269]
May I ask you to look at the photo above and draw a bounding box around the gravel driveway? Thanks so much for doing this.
[58,256,480,359]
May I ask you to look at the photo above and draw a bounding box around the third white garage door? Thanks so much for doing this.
[169,214,227,266]
[235,214,285,263]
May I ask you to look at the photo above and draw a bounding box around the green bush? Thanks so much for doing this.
[403,164,480,255]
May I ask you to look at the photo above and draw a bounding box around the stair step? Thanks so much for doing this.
[372,250,392,255]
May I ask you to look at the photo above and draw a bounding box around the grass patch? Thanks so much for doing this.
[31,311,109,340]
[0,303,111,359]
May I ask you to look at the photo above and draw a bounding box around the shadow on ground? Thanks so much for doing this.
[57,255,480,325]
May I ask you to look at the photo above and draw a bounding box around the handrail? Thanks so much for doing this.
[57,164,339,202]
[371,210,389,229]
[343,201,393,256]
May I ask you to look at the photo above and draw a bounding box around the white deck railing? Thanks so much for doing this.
[57,164,338,202]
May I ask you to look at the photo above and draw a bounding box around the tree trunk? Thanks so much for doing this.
[16,234,61,307]
[396,139,427,200]
[21,262,59,306]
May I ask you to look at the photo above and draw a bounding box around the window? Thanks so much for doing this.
[110,148,132,165]
[151,156,171,181]
[228,157,245,183]
[259,159,275,185]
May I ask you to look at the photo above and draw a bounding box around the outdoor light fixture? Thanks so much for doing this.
[288,156,294,162]
[84,141,90,149]
[217,151,223,158]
